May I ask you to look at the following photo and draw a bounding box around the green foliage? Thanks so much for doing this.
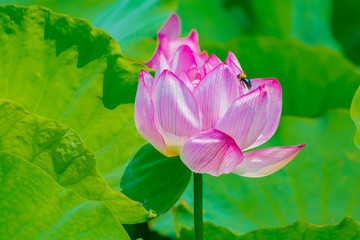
[0,4,146,190]
[0,152,130,240]
[177,0,340,49]
[1,0,177,60]
[177,0,245,43]
[202,37,360,117]
[178,0,360,66]
[178,110,360,235]
[332,0,360,65]
[350,87,360,148]
[148,211,177,239]
[1,1,360,239]
[0,99,151,224]
[226,0,340,50]
[180,222,238,240]
[179,217,360,240]
[121,144,192,215]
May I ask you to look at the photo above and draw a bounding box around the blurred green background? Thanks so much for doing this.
[1,0,360,239]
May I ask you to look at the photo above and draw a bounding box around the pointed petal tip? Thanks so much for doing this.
[264,78,281,87]
[209,53,217,59]
[225,51,243,74]
[188,30,199,42]
[176,44,193,53]
[211,62,230,71]
[226,50,237,60]
[232,144,305,178]
[139,69,154,92]
[200,51,208,61]
[211,53,222,59]
[159,13,180,39]
[295,143,306,151]
[139,69,149,76]
[157,51,171,69]
[169,12,180,21]
[248,83,268,97]
[159,69,172,77]
[251,78,281,89]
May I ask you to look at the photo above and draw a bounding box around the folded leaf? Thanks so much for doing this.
[0,99,151,224]
[0,4,147,190]
[351,86,360,148]
[121,144,192,214]
[0,152,130,240]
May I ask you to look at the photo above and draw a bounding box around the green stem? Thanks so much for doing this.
[194,172,204,240]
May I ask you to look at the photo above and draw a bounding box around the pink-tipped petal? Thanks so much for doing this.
[181,129,243,176]
[155,51,195,92]
[170,45,205,76]
[206,54,222,70]
[153,70,202,154]
[146,49,160,69]
[158,51,171,71]
[248,78,280,92]
[135,71,168,156]
[188,30,199,43]
[245,78,282,149]
[154,51,171,80]
[140,70,154,92]
[200,51,209,61]
[167,30,201,60]
[200,54,223,77]
[193,64,240,129]
[238,78,282,100]
[146,34,171,70]
[158,13,180,40]
[146,23,201,70]
[226,51,244,75]
[168,30,201,56]
[232,144,305,177]
[215,81,282,151]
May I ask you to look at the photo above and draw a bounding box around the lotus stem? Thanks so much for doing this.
[194,172,204,240]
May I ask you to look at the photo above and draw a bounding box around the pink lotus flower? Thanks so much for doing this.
[146,13,207,70]
[135,45,305,177]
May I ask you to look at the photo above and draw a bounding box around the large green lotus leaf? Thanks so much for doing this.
[350,86,360,148]
[178,109,360,235]
[0,99,152,224]
[0,4,146,189]
[179,217,360,240]
[179,222,238,240]
[1,0,177,60]
[121,144,192,214]
[177,0,340,50]
[332,0,360,65]
[0,152,130,240]
[202,36,360,117]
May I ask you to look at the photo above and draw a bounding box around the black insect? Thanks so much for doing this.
[237,73,251,89]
